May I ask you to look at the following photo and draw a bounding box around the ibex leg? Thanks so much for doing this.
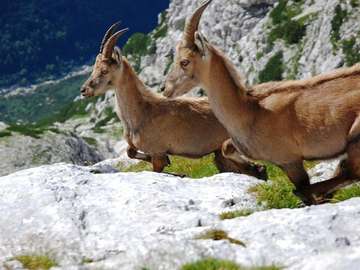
[220,139,267,180]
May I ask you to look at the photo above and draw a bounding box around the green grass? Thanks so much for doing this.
[220,209,254,220]
[248,161,360,209]
[182,258,281,270]
[121,154,219,179]
[196,229,246,247]
[333,184,360,202]
[15,255,57,270]
[249,162,303,209]
[182,258,240,270]
[258,52,284,83]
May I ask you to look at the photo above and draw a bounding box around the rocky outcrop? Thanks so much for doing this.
[0,163,359,270]
[0,131,104,177]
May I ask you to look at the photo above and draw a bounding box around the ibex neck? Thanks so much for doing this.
[201,47,256,135]
[114,60,147,130]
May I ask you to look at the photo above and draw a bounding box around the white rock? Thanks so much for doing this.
[0,164,360,269]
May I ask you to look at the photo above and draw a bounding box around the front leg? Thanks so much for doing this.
[281,162,314,205]
[127,146,152,162]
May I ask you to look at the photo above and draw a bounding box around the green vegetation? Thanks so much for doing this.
[249,163,301,209]
[14,255,57,270]
[0,130,12,138]
[0,74,89,124]
[333,184,360,202]
[351,0,359,7]
[250,161,360,208]
[196,229,246,247]
[268,0,307,45]
[182,258,281,270]
[342,37,360,66]
[182,258,240,270]
[153,11,168,40]
[123,33,153,72]
[258,52,284,83]
[123,33,152,58]
[330,4,348,48]
[220,209,254,220]
[121,155,219,179]
[82,137,98,146]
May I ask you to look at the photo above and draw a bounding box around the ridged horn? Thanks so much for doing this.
[100,21,121,53]
[103,28,129,59]
[183,0,212,47]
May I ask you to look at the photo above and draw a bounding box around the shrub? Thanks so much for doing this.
[331,4,348,47]
[268,0,307,45]
[342,37,360,66]
[258,52,284,83]
[123,33,151,57]
[15,255,57,270]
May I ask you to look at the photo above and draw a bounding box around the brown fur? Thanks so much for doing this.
[165,2,360,204]
[80,38,267,179]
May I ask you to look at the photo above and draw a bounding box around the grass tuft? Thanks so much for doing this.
[182,258,281,270]
[120,155,219,179]
[333,184,360,202]
[220,209,254,220]
[249,162,301,209]
[196,229,246,247]
[15,255,57,270]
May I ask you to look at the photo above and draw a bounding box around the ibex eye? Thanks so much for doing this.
[180,60,190,68]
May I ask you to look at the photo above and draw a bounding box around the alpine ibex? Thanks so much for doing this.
[164,0,360,204]
[80,22,267,179]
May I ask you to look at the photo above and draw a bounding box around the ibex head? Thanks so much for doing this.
[81,23,129,97]
[163,0,212,98]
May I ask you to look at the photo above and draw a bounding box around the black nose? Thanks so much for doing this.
[160,86,165,92]
[81,87,87,93]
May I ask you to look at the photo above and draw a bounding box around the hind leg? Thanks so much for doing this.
[309,141,360,201]
[220,140,267,180]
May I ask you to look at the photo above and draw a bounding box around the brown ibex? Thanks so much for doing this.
[80,22,267,179]
[164,0,360,204]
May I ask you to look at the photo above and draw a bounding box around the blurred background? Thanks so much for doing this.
[0,0,169,89]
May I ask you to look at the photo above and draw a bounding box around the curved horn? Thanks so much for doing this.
[103,28,129,59]
[183,0,212,47]
[100,21,121,53]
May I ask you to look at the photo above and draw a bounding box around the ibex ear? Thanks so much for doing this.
[194,31,209,58]
[113,46,123,66]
